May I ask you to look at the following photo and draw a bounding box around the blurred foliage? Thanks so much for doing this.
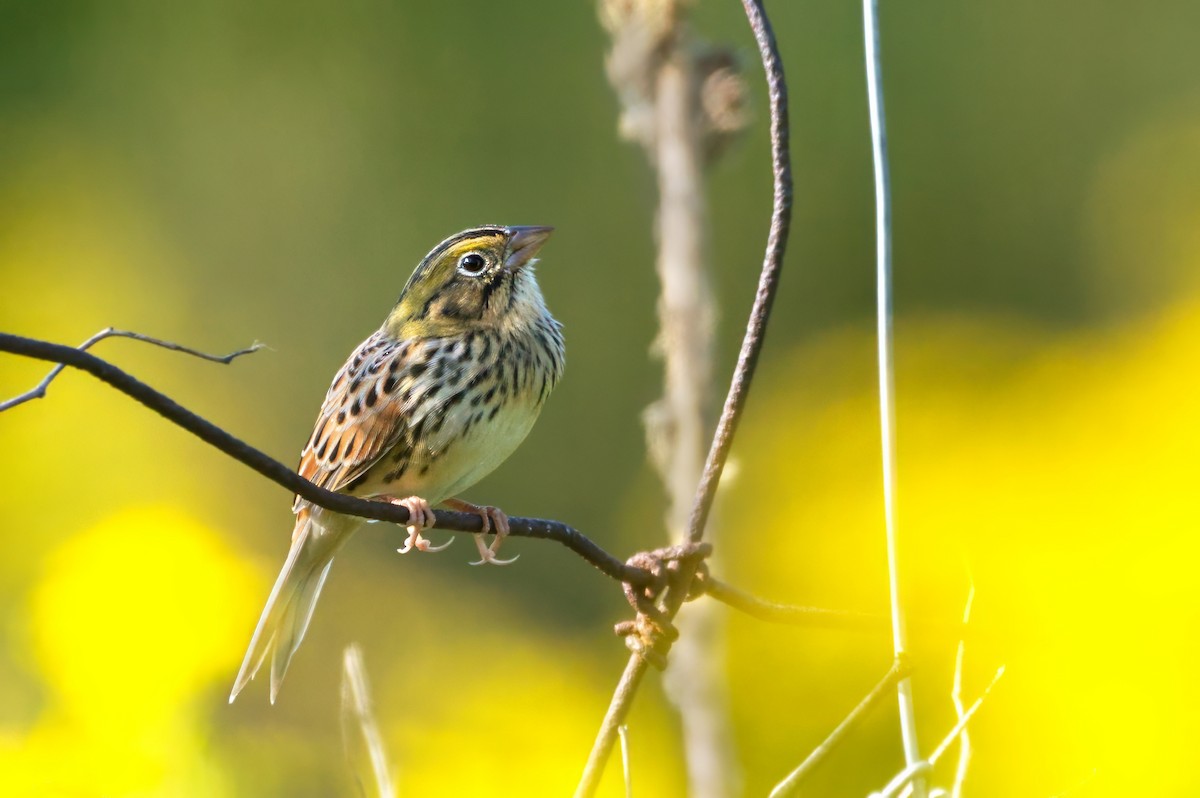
[1,0,1197,796]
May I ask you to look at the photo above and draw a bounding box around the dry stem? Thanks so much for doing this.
[769,660,910,798]
[862,0,926,793]
[604,1,735,793]
[341,645,395,798]
[574,0,792,793]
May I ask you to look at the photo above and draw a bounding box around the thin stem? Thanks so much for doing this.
[639,25,733,798]
[950,583,976,798]
[768,661,908,798]
[892,666,1005,798]
[575,657,649,795]
[341,645,395,798]
[0,326,263,412]
[704,577,888,631]
[574,0,792,793]
[685,0,791,546]
[618,725,633,798]
[862,0,925,793]
[927,666,1003,768]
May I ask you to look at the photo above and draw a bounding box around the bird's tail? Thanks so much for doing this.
[229,507,355,704]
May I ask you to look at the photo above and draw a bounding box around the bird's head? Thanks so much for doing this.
[386,225,554,339]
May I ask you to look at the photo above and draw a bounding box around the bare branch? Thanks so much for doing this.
[889,666,1005,798]
[768,660,909,798]
[875,762,933,798]
[703,577,889,631]
[0,327,263,412]
[575,0,792,792]
[0,332,652,588]
[950,583,976,798]
[685,0,791,550]
[927,666,1004,769]
[341,645,395,798]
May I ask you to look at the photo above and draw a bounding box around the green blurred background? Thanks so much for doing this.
[2,0,1198,795]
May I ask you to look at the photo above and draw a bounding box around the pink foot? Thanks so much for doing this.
[380,495,454,554]
[444,498,518,566]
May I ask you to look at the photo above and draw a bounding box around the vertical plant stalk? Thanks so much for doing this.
[646,52,714,539]
[862,0,926,796]
[576,0,791,794]
[602,1,739,794]
[650,48,739,798]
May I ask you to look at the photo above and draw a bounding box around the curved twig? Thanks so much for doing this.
[703,578,886,631]
[0,327,264,412]
[574,1,792,793]
[0,331,651,588]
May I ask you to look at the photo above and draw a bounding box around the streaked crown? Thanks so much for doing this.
[386,225,554,339]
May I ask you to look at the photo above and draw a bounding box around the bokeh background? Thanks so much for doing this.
[2,1,1198,796]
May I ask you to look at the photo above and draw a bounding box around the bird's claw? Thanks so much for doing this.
[385,495,453,555]
[469,536,520,566]
[408,533,455,553]
[446,499,517,567]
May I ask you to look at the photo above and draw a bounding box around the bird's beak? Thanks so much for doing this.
[504,225,554,270]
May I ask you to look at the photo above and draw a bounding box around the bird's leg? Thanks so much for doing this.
[443,497,518,566]
[376,495,454,553]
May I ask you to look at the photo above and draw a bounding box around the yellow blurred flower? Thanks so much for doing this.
[1,505,258,797]
[724,299,1200,796]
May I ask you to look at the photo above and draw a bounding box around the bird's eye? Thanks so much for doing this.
[457,252,488,276]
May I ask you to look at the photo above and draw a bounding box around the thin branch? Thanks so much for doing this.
[772,657,902,792]
[926,666,1003,769]
[0,332,651,588]
[0,326,264,412]
[768,660,909,798]
[875,762,932,798]
[574,0,792,793]
[890,666,1005,798]
[685,0,791,549]
[950,583,976,798]
[703,577,888,631]
[862,0,926,793]
[341,644,395,798]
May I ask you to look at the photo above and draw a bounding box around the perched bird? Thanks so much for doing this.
[229,225,564,704]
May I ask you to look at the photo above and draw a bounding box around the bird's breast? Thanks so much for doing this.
[354,324,560,504]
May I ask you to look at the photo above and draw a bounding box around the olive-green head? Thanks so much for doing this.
[385,225,554,339]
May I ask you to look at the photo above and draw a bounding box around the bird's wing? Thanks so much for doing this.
[293,331,436,505]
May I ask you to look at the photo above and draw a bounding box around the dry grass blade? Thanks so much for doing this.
[618,725,633,798]
[889,666,1005,798]
[862,0,925,792]
[768,661,908,798]
[341,645,395,798]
